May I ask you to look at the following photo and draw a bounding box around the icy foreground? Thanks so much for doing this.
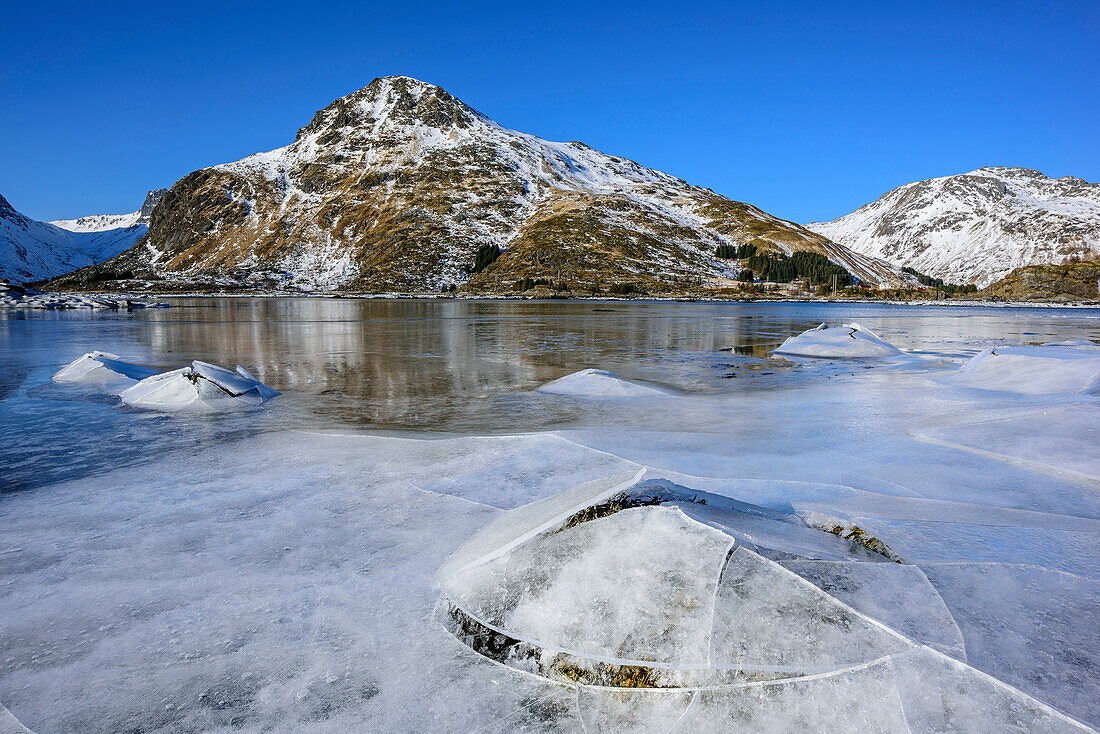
[2,322,1099,732]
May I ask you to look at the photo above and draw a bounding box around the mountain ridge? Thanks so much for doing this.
[53,76,909,293]
[807,167,1100,288]
[0,191,164,284]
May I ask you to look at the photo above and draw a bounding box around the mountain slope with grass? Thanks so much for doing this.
[54,76,907,294]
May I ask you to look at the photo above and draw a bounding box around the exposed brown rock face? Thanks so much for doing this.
[984,259,1100,302]
[54,76,907,293]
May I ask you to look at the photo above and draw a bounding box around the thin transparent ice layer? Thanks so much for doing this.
[434,469,645,584]
[890,646,1091,733]
[913,403,1100,485]
[779,560,966,659]
[922,563,1100,727]
[708,548,911,672]
[678,658,912,732]
[858,519,1100,579]
[575,688,696,733]
[442,505,733,666]
[678,502,888,562]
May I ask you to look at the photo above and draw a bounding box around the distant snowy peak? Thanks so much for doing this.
[70,75,907,292]
[51,189,167,233]
[1,191,161,283]
[807,167,1100,288]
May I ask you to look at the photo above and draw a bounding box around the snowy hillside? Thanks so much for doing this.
[1,190,165,283]
[807,167,1100,288]
[50,189,166,233]
[68,76,908,292]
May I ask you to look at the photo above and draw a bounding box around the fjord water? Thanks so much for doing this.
[2,299,1099,733]
[2,298,1099,493]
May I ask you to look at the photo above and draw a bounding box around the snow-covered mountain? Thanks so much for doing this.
[807,167,1100,288]
[50,189,165,233]
[1,190,165,283]
[63,76,907,292]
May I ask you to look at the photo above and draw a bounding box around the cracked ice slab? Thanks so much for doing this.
[778,560,967,659]
[440,504,734,669]
[51,351,158,384]
[119,361,279,411]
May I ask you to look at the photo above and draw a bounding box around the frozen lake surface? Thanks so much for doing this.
[1,299,1098,732]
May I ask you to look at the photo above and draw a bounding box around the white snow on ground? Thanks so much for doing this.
[772,323,904,359]
[535,368,675,398]
[2,314,1100,731]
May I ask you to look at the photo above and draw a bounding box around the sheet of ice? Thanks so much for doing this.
[535,369,674,398]
[50,351,158,384]
[575,688,696,734]
[772,323,904,359]
[778,560,967,659]
[675,500,889,562]
[677,660,913,732]
[708,548,911,672]
[922,563,1100,726]
[119,361,280,411]
[889,646,1090,734]
[846,518,1100,578]
[434,469,645,583]
[941,345,1100,394]
[912,403,1100,486]
[0,433,577,733]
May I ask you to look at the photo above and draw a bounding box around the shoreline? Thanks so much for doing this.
[12,292,1100,310]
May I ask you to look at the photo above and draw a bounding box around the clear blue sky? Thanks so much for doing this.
[2,0,1097,223]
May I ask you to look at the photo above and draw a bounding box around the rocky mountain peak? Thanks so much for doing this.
[294,76,482,143]
[0,194,20,221]
[139,189,168,223]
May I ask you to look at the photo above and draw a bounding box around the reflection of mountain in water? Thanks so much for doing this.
[134,299,814,429]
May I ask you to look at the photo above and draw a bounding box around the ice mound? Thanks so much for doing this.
[536,369,673,397]
[51,351,158,384]
[773,323,904,359]
[943,345,1100,394]
[120,361,280,410]
[435,474,1093,730]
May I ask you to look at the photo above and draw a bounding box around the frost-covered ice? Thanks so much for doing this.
[120,361,280,410]
[941,344,1100,394]
[536,368,674,397]
[773,323,904,359]
[51,351,158,384]
[2,302,1100,732]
